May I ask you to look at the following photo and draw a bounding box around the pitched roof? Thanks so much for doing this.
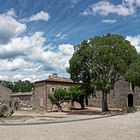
[0,83,12,92]
[11,92,33,96]
[35,75,75,84]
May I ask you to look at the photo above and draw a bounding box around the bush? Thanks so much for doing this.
[0,104,14,117]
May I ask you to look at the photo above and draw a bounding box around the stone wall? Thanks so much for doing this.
[34,81,47,112]
[88,80,140,109]
[0,84,11,105]
[11,93,33,109]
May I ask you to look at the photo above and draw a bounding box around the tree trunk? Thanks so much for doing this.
[79,101,85,109]
[102,92,109,112]
[56,102,63,112]
[71,101,74,109]
[85,95,88,106]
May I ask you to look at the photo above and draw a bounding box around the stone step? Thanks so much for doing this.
[127,107,137,113]
[135,106,140,111]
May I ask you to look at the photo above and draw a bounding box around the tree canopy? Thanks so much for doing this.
[0,80,34,92]
[48,86,85,111]
[68,34,137,112]
[125,54,140,88]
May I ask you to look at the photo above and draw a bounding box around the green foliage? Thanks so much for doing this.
[48,88,70,111]
[48,86,86,110]
[68,86,85,101]
[68,34,137,111]
[125,55,140,87]
[48,88,70,104]
[68,86,85,109]
[0,80,34,92]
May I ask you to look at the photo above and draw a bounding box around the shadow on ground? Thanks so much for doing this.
[65,108,123,116]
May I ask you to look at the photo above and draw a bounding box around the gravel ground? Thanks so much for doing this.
[0,111,140,140]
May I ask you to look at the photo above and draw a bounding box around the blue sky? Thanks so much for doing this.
[0,0,140,81]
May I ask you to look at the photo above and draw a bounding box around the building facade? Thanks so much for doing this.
[34,74,78,111]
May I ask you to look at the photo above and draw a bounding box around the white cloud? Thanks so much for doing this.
[13,74,38,82]
[0,9,73,81]
[0,30,74,81]
[0,31,45,58]
[0,58,27,71]
[126,35,140,52]
[30,11,50,21]
[92,1,134,16]
[5,8,16,17]
[81,0,140,17]
[80,9,91,16]
[102,19,117,24]
[13,74,25,80]
[124,0,140,6]
[0,75,8,81]
[56,32,67,39]
[0,10,26,44]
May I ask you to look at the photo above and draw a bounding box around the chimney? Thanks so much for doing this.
[52,73,58,78]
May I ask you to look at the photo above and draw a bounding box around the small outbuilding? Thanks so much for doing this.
[10,92,34,110]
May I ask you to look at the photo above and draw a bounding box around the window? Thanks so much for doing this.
[49,87,55,93]
[52,88,55,93]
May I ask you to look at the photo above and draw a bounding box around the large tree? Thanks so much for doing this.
[68,34,137,112]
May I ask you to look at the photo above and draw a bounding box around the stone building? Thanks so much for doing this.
[34,74,79,111]
[0,84,11,105]
[88,79,140,109]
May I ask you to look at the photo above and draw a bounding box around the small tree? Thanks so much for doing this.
[68,86,85,109]
[48,88,70,112]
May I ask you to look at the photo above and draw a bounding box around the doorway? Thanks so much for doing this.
[128,94,133,107]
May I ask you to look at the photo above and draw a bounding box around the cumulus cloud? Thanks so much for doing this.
[30,11,50,21]
[102,19,117,24]
[0,9,73,81]
[30,43,74,71]
[126,35,140,52]
[81,0,140,17]
[0,58,27,71]
[0,10,26,45]
[0,29,74,81]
